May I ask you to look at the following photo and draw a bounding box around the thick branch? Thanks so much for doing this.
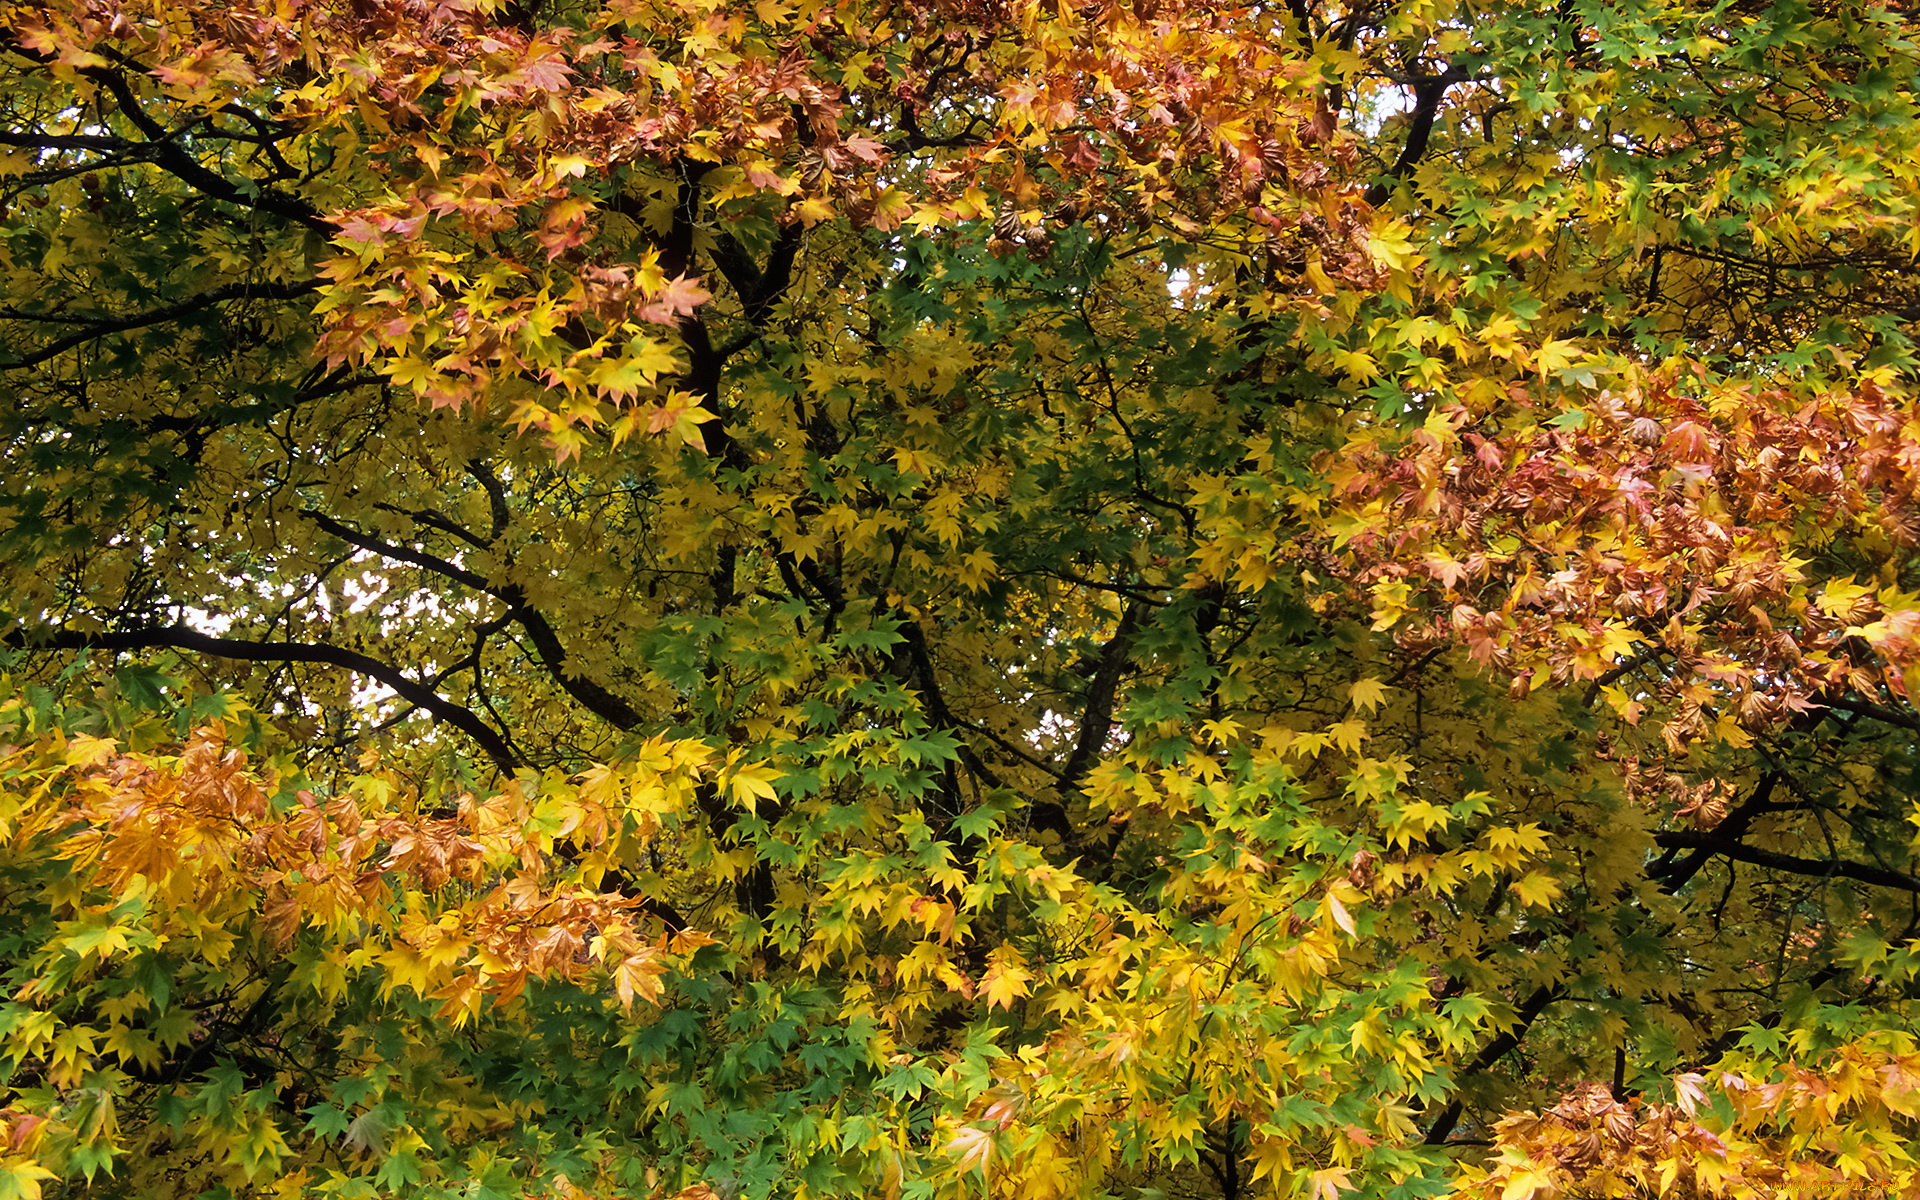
[372,503,491,552]
[1648,772,1778,894]
[300,510,492,592]
[1364,64,1471,207]
[75,62,329,232]
[1423,984,1562,1144]
[708,222,805,331]
[1057,602,1145,791]
[1024,603,1145,852]
[5,625,520,773]
[467,458,511,541]
[1822,694,1920,735]
[296,509,649,733]
[1651,830,1920,893]
[1,280,321,370]
[0,130,132,151]
[892,616,1008,809]
[496,586,651,731]
[1029,566,1168,606]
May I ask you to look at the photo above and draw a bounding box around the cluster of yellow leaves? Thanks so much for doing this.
[6,723,721,1021]
[887,739,1594,1199]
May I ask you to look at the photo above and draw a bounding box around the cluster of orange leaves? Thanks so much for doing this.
[6,0,1379,437]
[1456,1042,1920,1199]
[1325,365,1920,738]
[33,724,715,1018]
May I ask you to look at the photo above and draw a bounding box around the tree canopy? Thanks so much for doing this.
[3,0,1920,1197]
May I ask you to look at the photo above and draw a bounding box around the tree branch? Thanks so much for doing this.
[4,624,520,773]
[1651,829,1920,893]
[1649,771,1779,894]
[300,509,492,592]
[1423,984,1563,1144]
[1057,602,1145,792]
[1364,64,1472,207]
[0,130,133,151]
[74,62,330,232]
[1821,694,1920,735]
[1,280,321,370]
[296,508,650,733]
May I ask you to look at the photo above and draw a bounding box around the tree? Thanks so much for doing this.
[2,0,1919,1196]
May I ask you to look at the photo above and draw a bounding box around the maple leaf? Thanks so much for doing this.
[1324,891,1357,937]
[978,949,1033,1010]
[726,760,782,811]
[1347,677,1390,714]
[0,1160,58,1200]
[1509,872,1563,908]
[331,213,387,246]
[589,338,679,400]
[8,2,1920,1199]
[1307,1166,1352,1200]
[635,275,712,324]
[945,1125,995,1177]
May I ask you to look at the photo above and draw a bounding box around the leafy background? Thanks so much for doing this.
[3,0,1920,1196]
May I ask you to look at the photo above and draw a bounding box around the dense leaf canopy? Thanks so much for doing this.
[3,0,1920,1197]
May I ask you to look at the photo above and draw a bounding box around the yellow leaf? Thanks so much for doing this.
[0,1159,57,1200]
[727,761,783,811]
[65,733,119,769]
[670,402,718,451]
[1201,716,1244,745]
[1326,720,1368,755]
[905,205,947,231]
[614,952,666,1010]
[1247,1135,1292,1182]
[589,337,681,400]
[1325,892,1356,937]
[1348,678,1390,715]
[1331,347,1380,381]
[1822,576,1876,622]
[1366,224,1419,270]
[1308,1165,1352,1200]
[793,195,836,226]
[946,1124,995,1176]
[1500,1166,1556,1200]
[980,948,1032,1010]
[1510,872,1563,908]
[955,549,999,592]
[1369,578,1411,630]
[1483,822,1551,858]
[1534,338,1584,375]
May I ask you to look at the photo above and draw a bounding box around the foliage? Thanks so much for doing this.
[2,0,1920,1197]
